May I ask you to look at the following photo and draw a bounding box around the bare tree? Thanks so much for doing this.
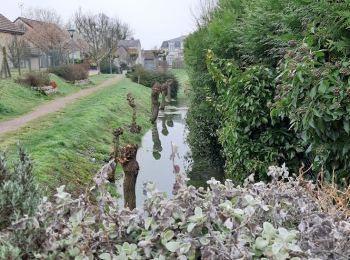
[23,7,62,25]
[74,10,132,71]
[21,8,70,66]
[7,36,31,74]
[191,0,218,28]
[22,21,69,66]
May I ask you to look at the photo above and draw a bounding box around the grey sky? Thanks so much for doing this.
[3,0,199,49]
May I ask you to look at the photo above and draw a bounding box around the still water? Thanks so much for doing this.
[135,105,190,207]
[117,101,224,208]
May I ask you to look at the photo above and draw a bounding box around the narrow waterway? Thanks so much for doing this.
[135,104,190,207]
[117,97,224,208]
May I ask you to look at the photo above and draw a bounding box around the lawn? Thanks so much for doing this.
[0,73,114,122]
[171,68,191,105]
[0,78,151,194]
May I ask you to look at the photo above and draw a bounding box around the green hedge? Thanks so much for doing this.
[185,0,350,183]
[127,66,178,98]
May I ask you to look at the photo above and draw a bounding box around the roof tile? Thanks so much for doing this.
[0,14,24,34]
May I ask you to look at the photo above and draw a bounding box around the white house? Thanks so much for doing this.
[160,35,186,68]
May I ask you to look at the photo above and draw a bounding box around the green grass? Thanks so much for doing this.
[0,78,151,194]
[0,73,113,122]
[170,69,190,105]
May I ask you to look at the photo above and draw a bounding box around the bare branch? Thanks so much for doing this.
[74,10,133,69]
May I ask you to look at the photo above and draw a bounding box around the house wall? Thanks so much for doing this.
[0,32,15,72]
[116,47,129,65]
[68,50,81,61]
[30,57,40,70]
[165,40,184,68]
[136,44,143,65]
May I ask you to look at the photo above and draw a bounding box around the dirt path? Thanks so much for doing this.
[0,75,124,136]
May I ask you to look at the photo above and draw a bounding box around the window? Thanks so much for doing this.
[169,42,174,51]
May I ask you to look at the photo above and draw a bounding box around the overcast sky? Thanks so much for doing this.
[3,0,200,49]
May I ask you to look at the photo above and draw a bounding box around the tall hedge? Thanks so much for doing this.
[185,0,350,183]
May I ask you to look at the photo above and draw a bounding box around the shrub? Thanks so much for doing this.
[0,148,40,230]
[16,72,50,87]
[120,62,128,71]
[100,59,120,74]
[127,66,179,98]
[207,50,301,182]
[272,40,350,182]
[185,0,350,184]
[50,64,88,82]
[0,164,349,259]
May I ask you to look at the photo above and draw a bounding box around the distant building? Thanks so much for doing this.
[14,17,88,70]
[142,50,158,70]
[14,17,67,69]
[115,39,142,67]
[0,14,24,75]
[160,35,186,68]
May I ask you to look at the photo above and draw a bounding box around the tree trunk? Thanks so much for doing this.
[108,127,123,182]
[127,93,141,133]
[150,83,161,124]
[15,36,21,75]
[1,47,11,78]
[118,144,139,210]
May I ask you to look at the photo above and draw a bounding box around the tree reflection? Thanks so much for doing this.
[152,123,162,160]
[161,116,169,136]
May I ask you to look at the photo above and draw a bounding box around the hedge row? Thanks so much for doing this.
[185,0,350,183]
[127,66,179,98]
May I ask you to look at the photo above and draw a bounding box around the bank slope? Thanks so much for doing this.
[0,78,151,194]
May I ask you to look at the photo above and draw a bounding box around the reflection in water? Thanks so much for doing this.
[134,104,189,207]
[152,123,162,160]
[166,119,174,127]
[161,117,169,136]
[187,159,224,188]
[118,99,225,208]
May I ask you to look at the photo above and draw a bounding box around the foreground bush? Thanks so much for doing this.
[16,71,50,87]
[0,159,349,259]
[0,148,40,230]
[50,64,88,82]
[127,66,179,98]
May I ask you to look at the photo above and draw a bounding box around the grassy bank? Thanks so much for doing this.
[171,69,190,105]
[0,73,113,122]
[0,78,151,194]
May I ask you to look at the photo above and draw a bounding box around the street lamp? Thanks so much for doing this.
[67,28,75,64]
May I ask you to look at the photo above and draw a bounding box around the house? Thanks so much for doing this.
[115,39,142,67]
[142,50,158,70]
[0,14,24,76]
[14,17,87,69]
[160,35,186,68]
